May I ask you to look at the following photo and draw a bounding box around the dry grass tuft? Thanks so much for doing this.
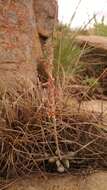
[0,77,106,180]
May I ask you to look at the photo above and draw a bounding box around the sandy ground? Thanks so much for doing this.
[67,98,107,130]
[81,100,107,130]
[6,171,107,190]
[82,100,107,114]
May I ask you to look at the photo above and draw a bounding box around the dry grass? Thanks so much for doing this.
[0,77,106,181]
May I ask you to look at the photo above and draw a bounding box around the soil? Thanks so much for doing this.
[5,171,107,190]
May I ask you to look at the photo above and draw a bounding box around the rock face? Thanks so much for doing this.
[0,0,38,88]
[34,0,58,82]
[76,35,107,52]
[75,35,107,93]
[34,0,58,38]
[0,0,58,89]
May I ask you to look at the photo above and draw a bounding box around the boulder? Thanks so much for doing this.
[0,0,58,89]
[75,35,107,92]
[76,35,107,65]
[34,0,58,81]
[0,0,40,88]
[34,0,58,38]
[76,35,107,52]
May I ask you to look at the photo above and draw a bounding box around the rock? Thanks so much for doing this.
[48,157,56,163]
[75,35,107,92]
[75,35,107,66]
[62,159,70,169]
[0,0,58,89]
[34,0,58,38]
[76,35,107,52]
[0,0,41,89]
[34,0,58,81]
[57,165,65,173]
[56,160,61,167]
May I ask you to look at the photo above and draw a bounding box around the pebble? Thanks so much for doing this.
[56,160,61,167]
[48,157,56,163]
[57,165,65,173]
[63,159,70,169]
